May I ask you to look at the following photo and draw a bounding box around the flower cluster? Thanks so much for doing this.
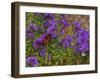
[73,21,89,54]
[74,30,89,53]
[60,35,73,48]
[26,13,89,67]
[26,56,38,67]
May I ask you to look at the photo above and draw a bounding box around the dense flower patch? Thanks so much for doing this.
[26,13,89,67]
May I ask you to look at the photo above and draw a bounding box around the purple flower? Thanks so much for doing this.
[73,21,81,32]
[60,35,73,48]
[49,19,57,27]
[60,28,65,34]
[77,37,87,43]
[74,28,89,53]
[79,30,89,39]
[62,39,70,48]
[26,56,39,67]
[26,27,34,39]
[40,34,47,40]
[47,26,56,32]
[51,33,58,38]
[29,23,39,31]
[32,34,49,48]
[26,33,34,39]
[73,21,81,28]
[75,42,89,53]
[66,35,73,42]
[43,21,50,28]
[60,19,70,34]
[46,20,57,32]
[44,19,57,27]
[80,43,89,52]
[61,19,69,27]
[46,26,58,39]
[39,49,46,57]
[33,38,43,48]
[44,13,54,20]
[43,19,58,39]
[75,29,89,43]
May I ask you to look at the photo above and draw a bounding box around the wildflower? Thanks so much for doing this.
[74,28,89,54]
[43,21,50,28]
[60,35,73,48]
[46,25,58,39]
[26,32,34,39]
[61,19,69,27]
[44,13,54,20]
[39,49,46,57]
[73,21,81,28]
[29,23,39,31]
[26,56,39,67]
[33,38,43,48]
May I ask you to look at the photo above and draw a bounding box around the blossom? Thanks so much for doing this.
[49,19,57,27]
[60,28,65,34]
[60,19,70,34]
[60,35,73,48]
[33,38,43,48]
[26,32,34,39]
[61,19,69,27]
[46,26,58,39]
[74,42,89,53]
[47,26,56,32]
[75,29,89,43]
[40,34,47,40]
[74,28,89,53]
[44,20,58,39]
[73,21,81,28]
[26,56,39,67]
[44,19,57,27]
[73,21,81,32]
[43,21,50,28]
[29,23,39,31]
[39,49,46,57]
[44,13,54,20]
